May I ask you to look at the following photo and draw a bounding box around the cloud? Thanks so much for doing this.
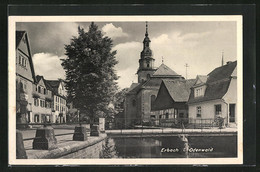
[150,31,216,80]
[17,22,79,56]
[113,31,213,89]
[102,23,128,39]
[113,41,142,89]
[32,53,66,80]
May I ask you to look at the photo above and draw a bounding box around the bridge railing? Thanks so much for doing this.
[107,117,228,130]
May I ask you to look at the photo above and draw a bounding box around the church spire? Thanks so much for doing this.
[145,21,148,37]
[137,22,156,83]
[142,21,151,53]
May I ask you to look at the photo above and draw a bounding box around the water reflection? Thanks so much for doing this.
[100,135,237,158]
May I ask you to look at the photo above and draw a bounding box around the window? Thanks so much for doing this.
[147,63,150,68]
[151,95,156,107]
[18,54,27,68]
[38,86,41,93]
[34,114,39,123]
[19,82,23,90]
[23,81,27,91]
[195,87,203,97]
[197,106,201,118]
[44,88,46,94]
[132,99,136,107]
[19,55,22,64]
[165,113,169,119]
[215,104,222,116]
[39,100,45,107]
[34,98,38,106]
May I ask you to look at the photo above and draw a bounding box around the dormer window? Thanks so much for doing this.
[194,87,204,97]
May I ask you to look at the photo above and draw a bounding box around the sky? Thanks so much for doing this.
[16,21,237,89]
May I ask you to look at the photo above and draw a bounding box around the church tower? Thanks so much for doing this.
[137,22,156,83]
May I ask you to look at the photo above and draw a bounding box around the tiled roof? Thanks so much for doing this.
[152,64,181,77]
[163,79,196,102]
[46,80,60,88]
[207,61,237,83]
[16,31,26,48]
[126,83,142,94]
[142,78,165,88]
[45,80,67,99]
[188,61,237,104]
[128,83,139,92]
[36,75,52,90]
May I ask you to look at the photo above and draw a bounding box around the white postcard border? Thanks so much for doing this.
[8,15,243,165]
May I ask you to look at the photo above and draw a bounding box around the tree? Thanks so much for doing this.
[61,22,118,122]
[112,88,128,115]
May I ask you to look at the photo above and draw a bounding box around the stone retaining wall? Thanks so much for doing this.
[27,133,107,159]
[59,140,104,159]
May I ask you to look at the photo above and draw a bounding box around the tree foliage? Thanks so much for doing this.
[112,88,128,115]
[61,22,118,120]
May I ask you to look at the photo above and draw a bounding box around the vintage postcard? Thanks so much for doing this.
[9,15,243,165]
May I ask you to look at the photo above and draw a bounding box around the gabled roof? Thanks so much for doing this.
[45,79,66,99]
[188,61,237,104]
[163,79,196,102]
[46,80,60,88]
[197,75,208,83]
[193,75,208,87]
[152,64,182,77]
[16,31,26,48]
[16,31,36,83]
[35,75,52,90]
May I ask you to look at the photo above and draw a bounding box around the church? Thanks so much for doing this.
[124,23,187,127]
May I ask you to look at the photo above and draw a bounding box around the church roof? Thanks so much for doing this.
[126,83,142,94]
[152,64,181,77]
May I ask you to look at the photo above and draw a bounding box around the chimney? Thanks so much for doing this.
[226,61,232,65]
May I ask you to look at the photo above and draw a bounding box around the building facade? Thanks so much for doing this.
[188,61,237,127]
[46,80,67,123]
[16,31,36,124]
[31,75,53,123]
[151,79,196,127]
[16,30,68,124]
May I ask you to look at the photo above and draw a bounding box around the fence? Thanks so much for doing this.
[108,117,228,130]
